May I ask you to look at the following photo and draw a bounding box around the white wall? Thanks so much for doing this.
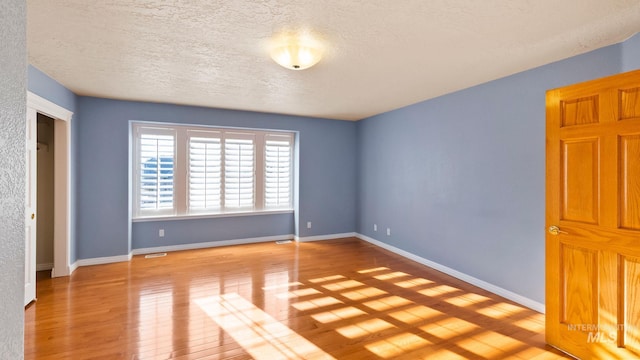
[0,0,26,357]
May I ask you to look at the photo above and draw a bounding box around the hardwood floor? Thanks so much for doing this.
[24,237,570,359]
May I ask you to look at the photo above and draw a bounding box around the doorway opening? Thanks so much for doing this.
[27,92,73,279]
[36,114,55,274]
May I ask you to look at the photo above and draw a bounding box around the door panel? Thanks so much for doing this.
[561,95,599,127]
[546,69,640,359]
[561,138,599,224]
[620,135,640,230]
[25,107,37,306]
[619,87,640,120]
[560,244,597,326]
[623,257,640,353]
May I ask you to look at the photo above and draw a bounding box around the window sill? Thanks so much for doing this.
[132,209,294,223]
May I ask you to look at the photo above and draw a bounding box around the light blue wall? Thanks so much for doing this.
[622,33,640,71]
[27,65,79,263]
[28,65,77,111]
[356,42,628,305]
[133,214,295,249]
[76,97,357,259]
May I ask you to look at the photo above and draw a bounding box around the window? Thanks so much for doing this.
[188,131,222,212]
[133,124,294,219]
[224,134,255,209]
[265,134,292,208]
[137,128,175,217]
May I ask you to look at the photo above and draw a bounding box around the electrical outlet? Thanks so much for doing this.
[374,224,377,231]
[386,228,391,236]
[159,229,165,237]
[307,221,312,229]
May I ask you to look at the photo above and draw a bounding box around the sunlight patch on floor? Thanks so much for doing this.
[418,284,461,297]
[460,293,491,303]
[363,296,413,311]
[365,332,431,358]
[321,279,365,291]
[389,305,444,324]
[292,296,343,311]
[275,287,321,299]
[341,287,388,301]
[336,318,396,339]
[262,282,304,291]
[373,271,410,280]
[443,294,481,307]
[437,317,481,334]
[311,306,368,324]
[308,275,346,283]
[357,267,390,274]
[195,293,335,360]
[419,323,460,342]
[393,277,434,288]
[476,302,523,319]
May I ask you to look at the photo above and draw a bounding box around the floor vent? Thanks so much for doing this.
[275,240,293,245]
[145,253,167,259]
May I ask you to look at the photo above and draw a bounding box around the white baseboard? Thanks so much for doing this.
[36,263,53,271]
[52,263,75,278]
[75,253,132,267]
[356,233,545,313]
[131,234,295,255]
[295,232,357,242]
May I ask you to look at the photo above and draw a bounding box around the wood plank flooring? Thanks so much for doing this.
[24,237,570,359]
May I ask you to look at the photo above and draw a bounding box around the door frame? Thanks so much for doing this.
[27,92,73,277]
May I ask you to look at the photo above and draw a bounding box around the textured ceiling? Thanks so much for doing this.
[27,1,640,121]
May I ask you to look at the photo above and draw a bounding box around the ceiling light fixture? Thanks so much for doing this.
[270,32,324,70]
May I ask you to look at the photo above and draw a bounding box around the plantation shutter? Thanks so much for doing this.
[188,132,222,212]
[264,134,292,208]
[138,130,175,216]
[224,134,255,209]
[134,124,294,219]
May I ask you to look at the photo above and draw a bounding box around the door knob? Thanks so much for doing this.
[548,225,566,235]
[31,213,35,220]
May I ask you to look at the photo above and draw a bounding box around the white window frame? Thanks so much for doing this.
[132,123,294,220]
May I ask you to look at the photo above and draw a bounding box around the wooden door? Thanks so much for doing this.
[546,69,640,359]
[25,107,37,306]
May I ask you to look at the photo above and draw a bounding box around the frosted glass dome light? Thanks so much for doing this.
[270,32,324,70]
